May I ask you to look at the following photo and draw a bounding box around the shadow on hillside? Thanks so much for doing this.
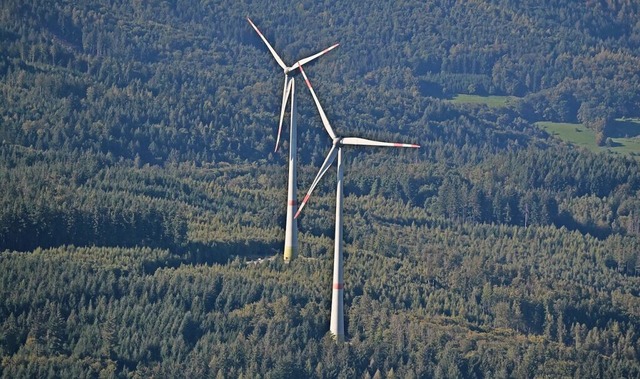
[609,119,640,138]
[184,240,280,266]
[555,210,611,240]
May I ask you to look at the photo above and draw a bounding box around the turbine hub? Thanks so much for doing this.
[284,64,298,75]
[333,137,343,147]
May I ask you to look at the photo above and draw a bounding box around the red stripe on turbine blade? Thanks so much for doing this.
[299,66,312,88]
[323,44,338,53]
[247,19,263,35]
[288,200,297,206]
[294,195,310,218]
[393,143,420,148]
[333,283,344,290]
[302,72,312,88]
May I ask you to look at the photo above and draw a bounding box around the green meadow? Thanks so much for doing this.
[449,94,516,108]
[451,93,640,157]
[537,120,640,158]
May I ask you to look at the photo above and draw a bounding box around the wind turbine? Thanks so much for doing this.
[247,17,339,263]
[295,66,420,342]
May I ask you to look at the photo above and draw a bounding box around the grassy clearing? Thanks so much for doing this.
[449,94,516,108]
[536,121,640,158]
[449,94,640,158]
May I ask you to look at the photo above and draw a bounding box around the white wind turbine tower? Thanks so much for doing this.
[295,66,420,342]
[247,17,339,263]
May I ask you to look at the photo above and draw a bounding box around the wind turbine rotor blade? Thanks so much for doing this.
[341,137,420,148]
[247,17,287,71]
[296,43,340,68]
[298,65,337,140]
[295,145,338,218]
[275,76,293,151]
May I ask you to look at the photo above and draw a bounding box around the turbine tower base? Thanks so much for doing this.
[283,246,297,263]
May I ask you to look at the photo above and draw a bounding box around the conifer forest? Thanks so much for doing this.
[1,0,639,377]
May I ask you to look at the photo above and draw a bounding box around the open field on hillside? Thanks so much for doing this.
[449,94,516,108]
[537,121,640,158]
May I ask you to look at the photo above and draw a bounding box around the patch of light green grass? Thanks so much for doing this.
[449,94,515,108]
[611,136,640,156]
[536,121,640,158]
[536,122,598,151]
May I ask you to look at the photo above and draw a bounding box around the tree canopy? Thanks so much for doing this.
[1,0,639,377]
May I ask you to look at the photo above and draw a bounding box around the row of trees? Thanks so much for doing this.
[2,142,639,257]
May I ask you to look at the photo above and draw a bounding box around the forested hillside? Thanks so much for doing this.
[1,0,639,377]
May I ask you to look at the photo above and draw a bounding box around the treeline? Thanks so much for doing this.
[3,141,639,262]
[0,148,187,252]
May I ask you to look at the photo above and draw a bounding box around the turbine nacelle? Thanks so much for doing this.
[285,61,305,74]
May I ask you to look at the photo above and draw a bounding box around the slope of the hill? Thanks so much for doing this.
[1,0,639,377]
